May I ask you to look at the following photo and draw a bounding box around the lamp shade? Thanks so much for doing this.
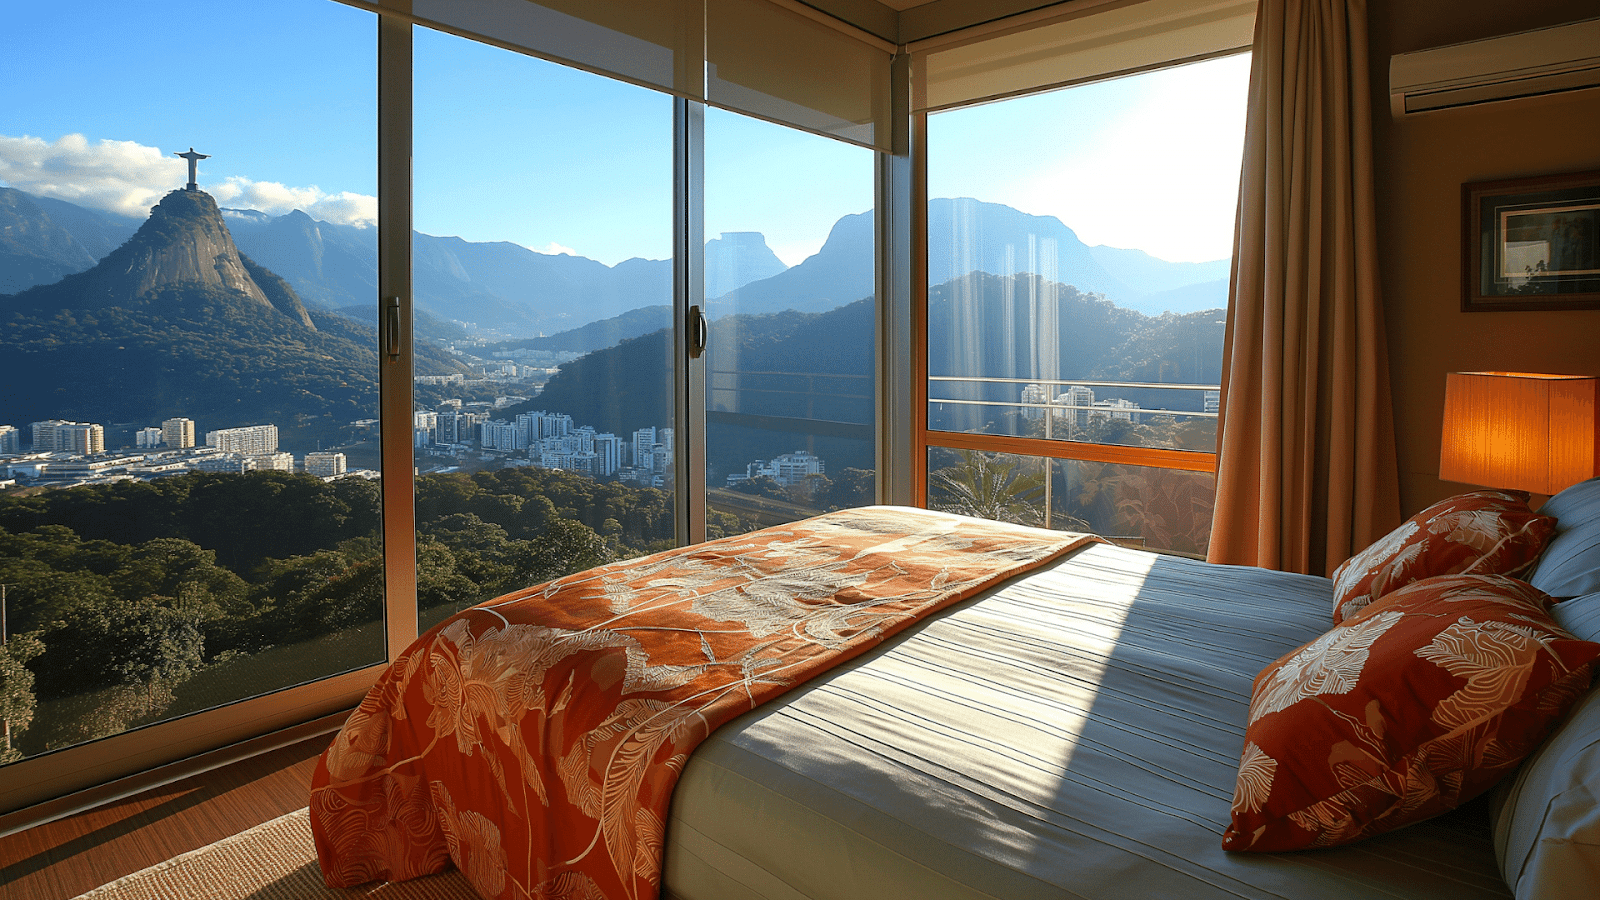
[1439,372,1598,495]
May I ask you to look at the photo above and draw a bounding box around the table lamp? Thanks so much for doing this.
[1439,371,1598,495]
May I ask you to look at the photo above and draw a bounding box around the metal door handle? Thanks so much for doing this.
[383,296,401,362]
[689,305,708,358]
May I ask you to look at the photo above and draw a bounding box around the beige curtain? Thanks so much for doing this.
[1207,0,1400,576]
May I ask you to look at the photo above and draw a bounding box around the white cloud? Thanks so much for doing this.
[0,133,181,219]
[529,241,577,257]
[0,133,376,227]
[208,176,375,227]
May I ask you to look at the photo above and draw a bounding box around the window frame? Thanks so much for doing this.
[0,2,905,817]
[908,64,1231,519]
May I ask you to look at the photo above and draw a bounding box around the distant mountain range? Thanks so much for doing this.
[0,188,468,450]
[0,188,1229,338]
[522,268,1226,477]
[1,185,1227,473]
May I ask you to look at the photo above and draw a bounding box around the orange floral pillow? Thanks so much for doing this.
[1223,574,1600,853]
[1330,490,1555,623]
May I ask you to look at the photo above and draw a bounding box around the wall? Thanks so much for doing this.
[1368,0,1600,514]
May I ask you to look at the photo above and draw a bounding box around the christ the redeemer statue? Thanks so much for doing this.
[175,147,209,191]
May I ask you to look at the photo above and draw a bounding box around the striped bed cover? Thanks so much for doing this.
[662,543,1511,900]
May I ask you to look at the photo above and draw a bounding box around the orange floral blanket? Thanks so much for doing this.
[310,506,1097,900]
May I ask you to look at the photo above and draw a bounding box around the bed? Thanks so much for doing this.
[311,477,1600,900]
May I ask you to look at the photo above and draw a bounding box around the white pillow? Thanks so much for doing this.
[1491,590,1600,899]
[1528,476,1600,599]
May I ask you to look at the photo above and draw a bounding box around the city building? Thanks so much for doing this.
[591,432,621,477]
[519,411,573,444]
[30,419,105,454]
[252,451,296,472]
[735,449,826,487]
[162,417,196,448]
[206,424,278,455]
[0,425,19,454]
[1020,383,1049,421]
[44,453,145,481]
[305,451,348,478]
[414,411,438,446]
[435,410,486,445]
[1051,386,1095,429]
[1093,398,1141,423]
[632,427,658,470]
[481,419,527,452]
[135,427,164,448]
[193,451,293,474]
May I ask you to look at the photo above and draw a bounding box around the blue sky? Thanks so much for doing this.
[2,0,1246,267]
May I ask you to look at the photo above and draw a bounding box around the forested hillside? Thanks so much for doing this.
[0,466,697,759]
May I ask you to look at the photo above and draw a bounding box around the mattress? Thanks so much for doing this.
[663,543,1511,900]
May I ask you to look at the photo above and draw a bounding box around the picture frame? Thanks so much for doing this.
[1462,169,1600,311]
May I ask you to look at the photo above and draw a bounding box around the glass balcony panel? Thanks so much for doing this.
[0,0,381,764]
[703,107,877,533]
[926,448,1216,557]
[412,28,676,628]
[925,54,1251,457]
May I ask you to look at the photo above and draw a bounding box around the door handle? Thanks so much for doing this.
[688,304,708,359]
[383,296,401,362]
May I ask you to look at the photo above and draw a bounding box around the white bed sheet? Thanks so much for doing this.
[662,543,1510,900]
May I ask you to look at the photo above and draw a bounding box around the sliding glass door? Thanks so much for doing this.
[0,0,381,772]
[411,26,676,629]
[703,107,878,533]
[923,54,1250,555]
[0,0,894,815]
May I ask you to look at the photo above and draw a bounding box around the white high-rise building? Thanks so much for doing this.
[435,411,486,445]
[32,420,105,454]
[252,451,296,472]
[481,419,527,452]
[414,411,437,446]
[31,419,103,453]
[1093,398,1141,423]
[136,427,164,448]
[1020,383,1050,421]
[773,450,824,483]
[1052,386,1095,429]
[0,425,19,454]
[31,420,67,450]
[162,417,196,448]
[207,424,278,455]
[518,411,572,442]
[64,424,104,454]
[632,427,657,471]
[591,432,621,476]
[305,451,347,478]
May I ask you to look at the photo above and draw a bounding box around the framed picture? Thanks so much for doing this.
[1462,169,1600,311]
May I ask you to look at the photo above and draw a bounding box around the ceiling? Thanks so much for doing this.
[806,0,1079,45]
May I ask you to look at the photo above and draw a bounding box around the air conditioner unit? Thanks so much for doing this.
[1390,17,1600,117]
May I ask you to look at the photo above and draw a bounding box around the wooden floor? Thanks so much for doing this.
[0,733,332,900]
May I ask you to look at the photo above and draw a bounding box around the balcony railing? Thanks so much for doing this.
[927,375,1219,461]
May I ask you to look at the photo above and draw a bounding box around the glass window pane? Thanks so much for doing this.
[925,55,1250,456]
[412,28,675,628]
[0,0,380,763]
[926,449,1216,558]
[704,108,877,534]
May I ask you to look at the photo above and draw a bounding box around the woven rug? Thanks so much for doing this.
[73,808,481,900]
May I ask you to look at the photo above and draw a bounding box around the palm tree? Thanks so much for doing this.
[928,450,1047,526]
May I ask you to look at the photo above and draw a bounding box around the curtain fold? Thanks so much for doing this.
[1207,0,1400,576]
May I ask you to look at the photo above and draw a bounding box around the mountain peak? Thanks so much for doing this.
[21,189,316,330]
[126,189,270,303]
